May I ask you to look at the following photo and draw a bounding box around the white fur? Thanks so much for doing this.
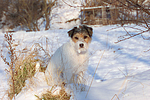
[45,39,89,86]
[73,38,89,54]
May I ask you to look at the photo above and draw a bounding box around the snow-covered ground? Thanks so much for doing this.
[0,0,150,99]
[0,25,150,100]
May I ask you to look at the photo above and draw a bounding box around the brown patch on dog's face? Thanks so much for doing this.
[72,32,92,43]
[68,25,93,54]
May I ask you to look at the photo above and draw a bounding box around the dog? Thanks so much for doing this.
[45,25,93,86]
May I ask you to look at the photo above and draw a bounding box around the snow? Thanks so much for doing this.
[0,0,150,99]
[1,25,150,100]
[50,0,82,29]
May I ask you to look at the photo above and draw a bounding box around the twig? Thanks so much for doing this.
[106,26,123,31]
[115,29,149,43]
[126,0,150,15]
[85,50,105,98]
[111,94,120,100]
[123,27,131,36]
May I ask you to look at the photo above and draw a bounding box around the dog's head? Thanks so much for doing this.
[68,25,93,54]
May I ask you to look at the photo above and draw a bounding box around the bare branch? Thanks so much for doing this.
[61,0,84,8]
[126,0,150,15]
[115,29,150,43]
[123,27,132,36]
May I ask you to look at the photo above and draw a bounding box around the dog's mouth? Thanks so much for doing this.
[70,39,89,54]
[77,48,87,54]
[76,42,88,54]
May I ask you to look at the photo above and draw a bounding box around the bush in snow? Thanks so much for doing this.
[1,32,50,99]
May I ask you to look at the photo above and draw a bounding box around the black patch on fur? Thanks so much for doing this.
[82,25,93,37]
[68,25,93,38]
[68,27,78,38]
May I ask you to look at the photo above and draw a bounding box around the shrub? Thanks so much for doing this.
[0,0,9,28]
[1,0,56,31]
[1,32,50,99]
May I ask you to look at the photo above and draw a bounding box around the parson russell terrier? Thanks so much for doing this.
[45,25,93,86]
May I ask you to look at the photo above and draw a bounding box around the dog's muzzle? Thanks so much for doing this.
[76,41,88,54]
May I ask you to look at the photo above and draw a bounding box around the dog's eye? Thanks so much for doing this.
[84,36,88,39]
[75,37,78,40]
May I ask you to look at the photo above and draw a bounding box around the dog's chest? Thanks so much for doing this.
[61,42,88,68]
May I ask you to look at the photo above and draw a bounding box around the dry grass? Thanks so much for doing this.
[8,52,37,99]
[36,86,71,100]
[1,32,50,99]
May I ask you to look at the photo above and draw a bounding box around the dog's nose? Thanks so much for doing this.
[79,43,84,48]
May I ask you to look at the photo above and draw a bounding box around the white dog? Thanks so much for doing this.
[45,25,93,86]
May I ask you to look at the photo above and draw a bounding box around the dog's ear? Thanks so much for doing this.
[83,25,93,37]
[68,27,77,38]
